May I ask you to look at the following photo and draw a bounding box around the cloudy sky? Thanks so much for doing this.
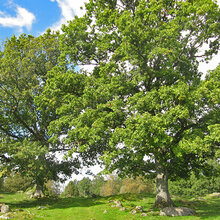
[0,0,88,41]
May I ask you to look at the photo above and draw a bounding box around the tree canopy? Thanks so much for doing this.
[0,31,80,193]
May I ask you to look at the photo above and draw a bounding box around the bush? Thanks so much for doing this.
[169,173,220,198]
[3,173,33,192]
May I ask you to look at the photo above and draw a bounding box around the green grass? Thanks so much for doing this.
[0,192,219,219]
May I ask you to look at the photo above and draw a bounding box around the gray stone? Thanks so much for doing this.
[209,193,220,198]
[130,210,137,214]
[1,205,11,214]
[148,211,158,215]
[0,213,13,219]
[130,206,144,214]
[196,197,205,200]
[160,207,196,216]
[134,206,143,212]
[38,206,47,210]
[141,213,148,216]
[113,200,123,208]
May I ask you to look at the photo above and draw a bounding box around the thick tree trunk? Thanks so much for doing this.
[154,160,174,208]
[32,184,44,198]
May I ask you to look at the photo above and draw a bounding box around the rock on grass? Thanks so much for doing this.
[160,207,196,216]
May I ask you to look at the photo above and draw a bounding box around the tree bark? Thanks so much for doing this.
[32,184,44,198]
[154,160,174,208]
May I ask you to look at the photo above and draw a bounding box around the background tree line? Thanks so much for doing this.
[62,175,154,197]
[1,172,219,199]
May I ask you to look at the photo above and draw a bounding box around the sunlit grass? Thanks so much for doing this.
[0,192,219,219]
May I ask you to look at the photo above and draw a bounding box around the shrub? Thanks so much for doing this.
[169,173,220,198]
[3,173,33,192]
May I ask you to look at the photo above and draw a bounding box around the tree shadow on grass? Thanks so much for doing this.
[106,193,155,202]
[197,198,220,219]
[0,192,16,195]
[7,196,105,210]
[6,193,156,211]
[173,197,220,219]
[103,193,156,211]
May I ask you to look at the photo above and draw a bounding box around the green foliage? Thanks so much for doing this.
[0,0,219,208]
[0,178,3,192]
[169,173,220,198]
[62,180,79,197]
[90,175,105,196]
[0,31,80,187]
[3,173,33,192]
[77,177,92,197]
[100,175,122,196]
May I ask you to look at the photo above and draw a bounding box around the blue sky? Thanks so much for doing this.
[0,0,88,41]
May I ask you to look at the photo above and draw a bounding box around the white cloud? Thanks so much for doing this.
[0,5,35,31]
[49,0,88,31]
[198,51,220,77]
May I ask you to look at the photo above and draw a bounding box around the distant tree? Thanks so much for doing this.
[0,178,3,192]
[90,175,105,196]
[120,176,154,194]
[100,175,121,197]
[62,180,79,197]
[0,31,80,197]
[169,173,220,198]
[77,177,92,197]
[169,159,220,198]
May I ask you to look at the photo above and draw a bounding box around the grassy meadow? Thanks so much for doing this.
[0,192,220,219]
